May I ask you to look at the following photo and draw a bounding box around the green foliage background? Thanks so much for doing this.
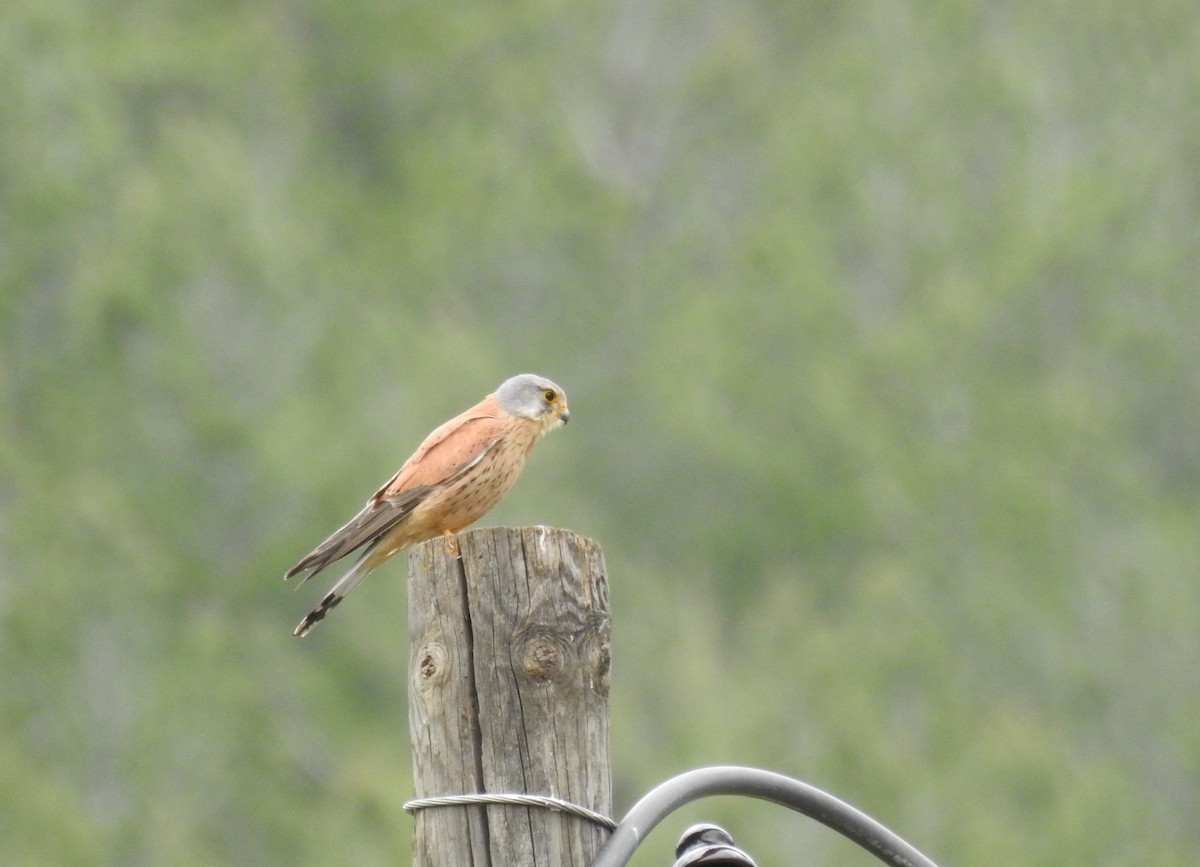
[3,1,1199,864]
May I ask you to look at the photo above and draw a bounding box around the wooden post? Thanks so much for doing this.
[408,526,612,866]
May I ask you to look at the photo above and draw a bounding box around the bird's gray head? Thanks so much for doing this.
[495,373,570,430]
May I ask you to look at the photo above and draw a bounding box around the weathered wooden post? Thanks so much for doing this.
[408,526,612,865]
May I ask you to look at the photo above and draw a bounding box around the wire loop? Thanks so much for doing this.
[403,793,617,831]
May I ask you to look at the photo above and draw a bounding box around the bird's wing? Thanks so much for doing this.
[383,397,509,493]
[283,409,512,582]
[282,483,431,583]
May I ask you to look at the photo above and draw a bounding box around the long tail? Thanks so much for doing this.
[293,544,378,637]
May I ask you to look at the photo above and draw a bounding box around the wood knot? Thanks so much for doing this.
[597,638,612,679]
[518,633,567,681]
[414,642,448,689]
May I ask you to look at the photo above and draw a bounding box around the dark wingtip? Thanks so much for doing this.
[285,557,323,587]
[283,557,311,581]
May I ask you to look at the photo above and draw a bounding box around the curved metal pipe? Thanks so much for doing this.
[589,766,938,867]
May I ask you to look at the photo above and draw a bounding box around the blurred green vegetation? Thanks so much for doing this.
[3,0,1199,864]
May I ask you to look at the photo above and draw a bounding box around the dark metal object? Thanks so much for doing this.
[673,823,757,866]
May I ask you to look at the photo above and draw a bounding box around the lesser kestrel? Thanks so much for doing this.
[285,373,569,636]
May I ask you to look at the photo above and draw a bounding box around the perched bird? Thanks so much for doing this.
[285,373,569,637]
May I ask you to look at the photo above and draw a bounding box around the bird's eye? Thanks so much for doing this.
[542,389,557,402]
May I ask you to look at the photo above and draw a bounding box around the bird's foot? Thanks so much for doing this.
[442,531,459,557]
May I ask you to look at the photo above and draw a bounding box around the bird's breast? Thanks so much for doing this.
[411,431,537,535]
